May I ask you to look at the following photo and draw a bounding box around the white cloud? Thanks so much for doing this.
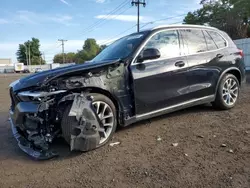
[95,15,151,22]
[59,0,71,6]
[0,18,9,24]
[14,10,73,26]
[96,0,106,3]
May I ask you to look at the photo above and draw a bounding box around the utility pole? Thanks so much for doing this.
[28,43,31,67]
[131,0,146,32]
[25,45,29,66]
[58,39,67,64]
[43,52,46,64]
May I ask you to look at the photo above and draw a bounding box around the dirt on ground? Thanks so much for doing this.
[0,74,250,188]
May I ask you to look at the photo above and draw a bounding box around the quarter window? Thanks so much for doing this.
[180,29,207,55]
[207,30,227,48]
[144,30,181,59]
[203,30,218,51]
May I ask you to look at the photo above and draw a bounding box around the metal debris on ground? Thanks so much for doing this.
[184,153,188,157]
[221,144,227,147]
[157,136,162,141]
[228,149,234,153]
[172,143,178,147]
[109,142,120,147]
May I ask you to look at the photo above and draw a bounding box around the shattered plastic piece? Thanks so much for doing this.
[184,153,188,157]
[221,144,227,147]
[197,135,204,138]
[172,143,178,147]
[109,142,120,147]
[228,149,234,153]
[69,93,102,151]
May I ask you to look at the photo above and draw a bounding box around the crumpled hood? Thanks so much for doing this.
[11,59,120,92]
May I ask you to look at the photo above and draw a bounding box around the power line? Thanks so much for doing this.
[140,13,186,29]
[99,24,137,45]
[42,0,131,54]
[82,5,132,36]
[131,0,146,32]
[99,16,186,46]
[79,2,132,37]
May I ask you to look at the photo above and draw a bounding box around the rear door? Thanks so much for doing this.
[179,28,227,99]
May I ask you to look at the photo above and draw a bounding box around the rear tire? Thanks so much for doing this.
[61,93,117,149]
[212,74,239,110]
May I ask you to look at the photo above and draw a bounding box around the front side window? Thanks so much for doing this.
[180,29,207,55]
[143,30,181,59]
[207,30,227,49]
[203,30,218,51]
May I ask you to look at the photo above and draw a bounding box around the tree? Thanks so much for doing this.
[100,44,107,51]
[53,54,63,64]
[16,38,45,65]
[183,0,250,39]
[53,38,106,64]
[53,52,76,64]
[75,38,101,63]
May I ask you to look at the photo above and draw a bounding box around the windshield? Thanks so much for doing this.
[92,31,149,62]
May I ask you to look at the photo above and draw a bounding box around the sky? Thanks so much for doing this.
[0,0,201,64]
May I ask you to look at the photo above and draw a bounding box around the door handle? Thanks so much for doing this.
[216,54,224,58]
[175,61,185,67]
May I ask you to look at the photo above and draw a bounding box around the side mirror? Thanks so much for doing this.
[137,48,161,63]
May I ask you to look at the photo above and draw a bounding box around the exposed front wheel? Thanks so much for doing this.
[61,93,117,149]
[213,74,240,110]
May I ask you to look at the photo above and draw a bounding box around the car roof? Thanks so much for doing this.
[143,24,219,32]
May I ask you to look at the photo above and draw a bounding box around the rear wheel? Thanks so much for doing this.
[61,93,117,148]
[212,74,239,110]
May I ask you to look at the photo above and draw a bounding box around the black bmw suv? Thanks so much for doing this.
[9,24,245,159]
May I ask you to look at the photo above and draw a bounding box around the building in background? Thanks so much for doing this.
[0,58,12,66]
[234,39,250,70]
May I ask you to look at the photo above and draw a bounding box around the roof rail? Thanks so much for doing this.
[152,24,218,30]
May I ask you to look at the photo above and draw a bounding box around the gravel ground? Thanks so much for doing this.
[0,73,250,188]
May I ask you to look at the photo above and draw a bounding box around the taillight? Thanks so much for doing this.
[239,49,244,57]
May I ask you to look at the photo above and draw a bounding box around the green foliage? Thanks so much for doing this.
[16,38,45,65]
[53,38,107,64]
[53,52,76,64]
[183,0,250,39]
[74,38,101,64]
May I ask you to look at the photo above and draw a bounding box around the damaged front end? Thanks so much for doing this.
[9,88,102,160]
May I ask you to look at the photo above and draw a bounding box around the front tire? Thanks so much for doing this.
[61,93,117,149]
[213,74,240,110]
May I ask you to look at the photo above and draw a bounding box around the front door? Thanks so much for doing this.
[130,30,190,115]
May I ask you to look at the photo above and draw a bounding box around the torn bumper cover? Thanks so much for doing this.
[9,102,58,160]
[9,92,102,160]
[9,116,58,160]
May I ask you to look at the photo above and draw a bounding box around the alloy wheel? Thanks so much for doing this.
[222,78,239,106]
[92,101,114,144]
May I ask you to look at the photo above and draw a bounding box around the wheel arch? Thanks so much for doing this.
[215,67,242,93]
[68,87,124,125]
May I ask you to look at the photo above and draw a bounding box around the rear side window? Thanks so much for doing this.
[203,30,218,51]
[207,30,227,48]
[144,30,181,59]
[180,29,207,55]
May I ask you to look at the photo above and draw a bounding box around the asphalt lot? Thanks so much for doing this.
[0,73,250,188]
